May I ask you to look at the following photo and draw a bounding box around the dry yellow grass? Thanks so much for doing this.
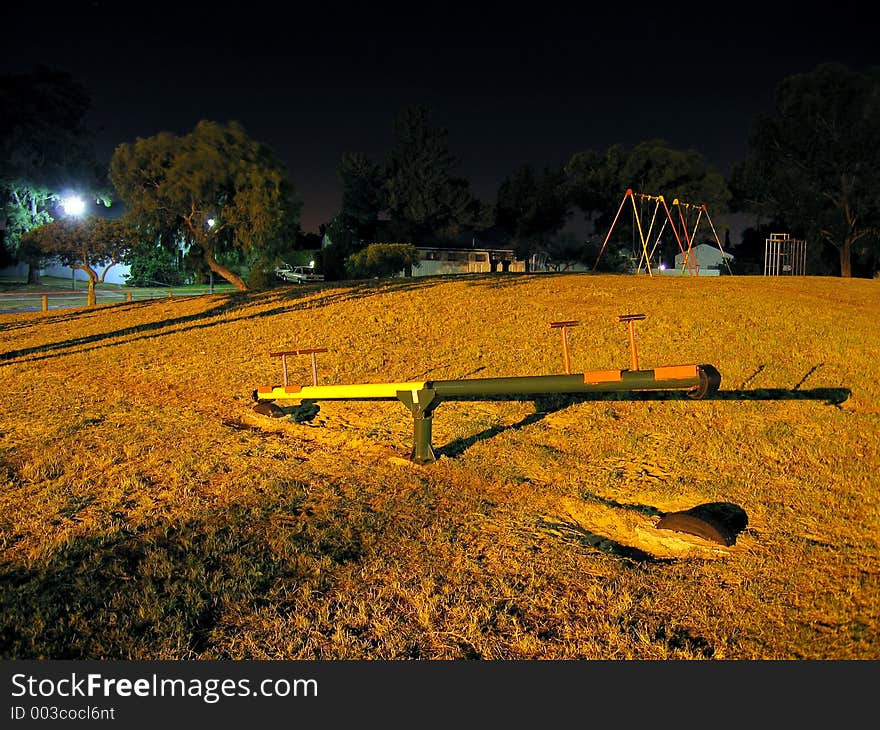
[1,272,878,659]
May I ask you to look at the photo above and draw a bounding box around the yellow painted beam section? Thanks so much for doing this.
[258,381,428,401]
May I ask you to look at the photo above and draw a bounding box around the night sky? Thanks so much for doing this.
[2,2,876,233]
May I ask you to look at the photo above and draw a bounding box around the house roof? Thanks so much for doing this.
[676,243,734,259]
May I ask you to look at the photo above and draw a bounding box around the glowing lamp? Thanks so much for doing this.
[61,195,85,216]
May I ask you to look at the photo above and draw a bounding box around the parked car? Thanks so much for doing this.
[275,264,324,283]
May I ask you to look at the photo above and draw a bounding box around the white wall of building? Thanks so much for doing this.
[39,261,131,285]
[1,261,131,284]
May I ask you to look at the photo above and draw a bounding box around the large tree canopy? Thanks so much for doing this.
[730,63,880,277]
[384,106,492,242]
[495,164,569,271]
[335,106,492,245]
[110,120,301,290]
[0,66,107,280]
[566,140,731,237]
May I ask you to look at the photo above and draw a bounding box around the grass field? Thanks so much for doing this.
[0,272,877,659]
[0,276,237,313]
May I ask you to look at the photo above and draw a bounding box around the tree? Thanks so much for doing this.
[383,106,492,242]
[295,230,322,250]
[539,233,594,271]
[110,120,301,291]
[345,243,421,279]
[0,66,108,282]
[123,243,187,287]
[730,63,880,277]
[564,148,621,237]
[567,140,731,238]
[495,164,569,271]
[319,215,360,281]
[619,140,731,211]
[338,152,385,242]
[21,217,131,306]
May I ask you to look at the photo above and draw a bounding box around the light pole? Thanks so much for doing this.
[207,218,216,293]
[60,195,86,289]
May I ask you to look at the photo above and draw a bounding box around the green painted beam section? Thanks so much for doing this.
[428,370,701,397]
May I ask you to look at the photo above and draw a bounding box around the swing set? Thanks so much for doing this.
[593,188,732,276]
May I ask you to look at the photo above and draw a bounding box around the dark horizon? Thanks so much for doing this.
[2,2,876,233]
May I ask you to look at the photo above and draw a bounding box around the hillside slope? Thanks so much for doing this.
[1,273,878,659]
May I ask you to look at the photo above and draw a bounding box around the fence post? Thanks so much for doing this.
[125,292,132,303]
[41,294,48,312]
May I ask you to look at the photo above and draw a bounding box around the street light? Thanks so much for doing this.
[206,219,216,293]
[60,195,86,217]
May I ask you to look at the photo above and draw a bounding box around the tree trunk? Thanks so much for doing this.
[26,260,41,285]
[840,240,852,278]
[205,251,248,291]
[514,238,531,272]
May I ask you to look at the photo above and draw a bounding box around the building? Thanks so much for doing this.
[668,243,733,276]
[410,247,525,276]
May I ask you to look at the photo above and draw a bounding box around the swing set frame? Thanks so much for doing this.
[593,188,732,276]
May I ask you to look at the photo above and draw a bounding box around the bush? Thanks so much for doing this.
[344,243,421,279]
[585,241,630,273]
[124,245,186,287]
[246,264,279,290]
